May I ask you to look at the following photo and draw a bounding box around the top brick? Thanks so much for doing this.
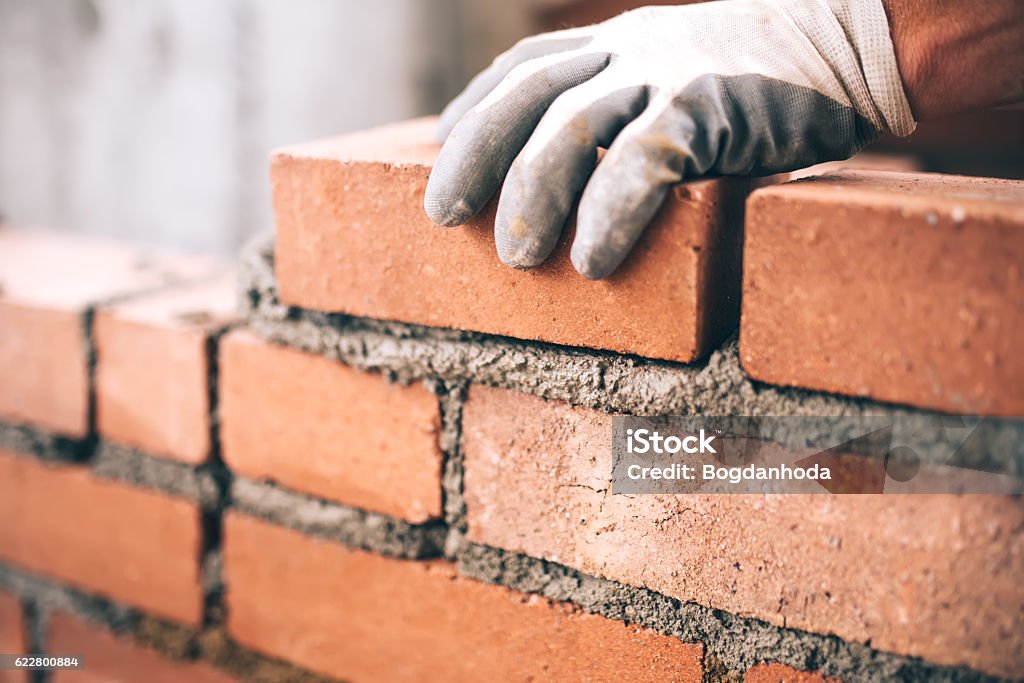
[271,117,763,363]
[0,228,223,437]
[741,171,1024,415]
[0,228,220,311]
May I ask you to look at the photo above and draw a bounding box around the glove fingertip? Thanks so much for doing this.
[496,239,545,270]
[570,242,615,280]
[424,195,475,227]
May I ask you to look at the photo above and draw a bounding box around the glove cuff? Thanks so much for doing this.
[829,0,916,136]
[777,0,917,137]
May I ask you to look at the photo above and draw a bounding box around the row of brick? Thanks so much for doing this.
[2,226,1019,676]
[0,449,699,681]
[0,231,443,524]
[0,558,834,683]
[0,229,233,454]
[271,117,1024,414]
[0,225,703,683]
[11,323,1017,678]
[204,331,1024,677]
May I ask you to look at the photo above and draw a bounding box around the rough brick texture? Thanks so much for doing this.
[271,117,759,362]
[0,303,85,438]
[0,591,25,683]
[460,385,1024,678]
[220,329,443,523]
[224,512,703,682]
[741,171,1024,415]
[96,274,236,463]
[0,449,204,625]
[48,613,236,683]
[0,228,220,436]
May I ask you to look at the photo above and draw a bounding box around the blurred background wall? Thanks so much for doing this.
[0,0,542,254]
[1,0,1021,255]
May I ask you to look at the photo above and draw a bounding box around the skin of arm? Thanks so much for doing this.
[882,0,1024,119]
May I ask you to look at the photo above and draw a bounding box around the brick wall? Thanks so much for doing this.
[0,117,1021,682]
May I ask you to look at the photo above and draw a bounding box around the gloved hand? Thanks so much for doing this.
[424,0,916,279]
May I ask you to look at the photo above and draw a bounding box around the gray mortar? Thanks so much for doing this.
[200,549,225,625]
[82,307,97,442]
[231,477,445,560]
[438,381,468,536]
[241,234,1023,477]
[0,564,137,634]
[0,422,90,463]
[22,601,46,683]
[199,323,236,626]
[92,441,221,509]
[454,542,1015,683]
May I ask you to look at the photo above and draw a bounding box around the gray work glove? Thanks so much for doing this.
[424,0,916,279]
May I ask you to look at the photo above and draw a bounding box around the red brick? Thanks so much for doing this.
[0,449,204,625]
[0,228,221,437]
[272,117,760,363]
[224,512,702,682]
[745,663,840,683]
[220,330,443,522]
[460,385,1024,678]
[0,592,26,683]
[0,304,86,437]
[48,612,236,683]
[741,171,1024,415]
[95,273,236,463]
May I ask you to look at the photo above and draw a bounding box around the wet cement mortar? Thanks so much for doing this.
[92,441,222,509]
[0,422,91,463]
[231,477,445,560]
[438,381,469,532]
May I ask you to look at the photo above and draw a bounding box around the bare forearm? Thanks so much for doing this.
[882,0,1024,119]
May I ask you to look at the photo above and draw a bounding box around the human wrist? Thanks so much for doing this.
[881,0,1024,120]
